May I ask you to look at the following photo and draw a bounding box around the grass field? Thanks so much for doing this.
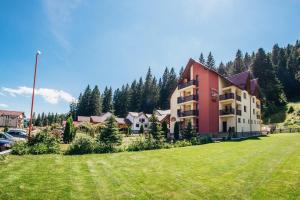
[1,133,300,200]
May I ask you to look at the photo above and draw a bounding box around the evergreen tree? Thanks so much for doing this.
[174,122,180,140]
[128,80,140,112]
[199,53,205,64]
[252,48,286,117]
[161,121,168,139]
[139,124,144,134]
[142,68,159,113]
[231,49,245,74]
[149,114,162,140]
[90,86,102,116]
[35,114,42,126]
[206,52,216,70]
[271,44,280,66]
[244,52,252,70]
[113,88,122,117]
[97,116,122,149]
[183,121,195,140]
[102,86,113,113]
[69,101,77,120]
[218,62,227,76]
[63,116,76,143]
[159,67,170,109]
[179,66,184,77]
[77,85,92,116]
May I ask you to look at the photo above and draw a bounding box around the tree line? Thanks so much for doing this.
[70,67,179,118]
[69,40,300,123]
[31,112,66,127]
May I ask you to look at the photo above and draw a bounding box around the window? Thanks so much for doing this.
[253,109,255,114]
[243,119,245,123]
[139,118,145,123]
[252,97,255,103]
[244,106,247,112]
[238,118,241,123]
[243,92,247,99]
[145,124,148,128]
[136,124,139,128]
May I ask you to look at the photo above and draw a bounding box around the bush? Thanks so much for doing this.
[127,137,164,152]
[173,140,192,147]
[66,134,95,155]
[11,131,60,155]
[11,141,30,155]
[288,106,295,113]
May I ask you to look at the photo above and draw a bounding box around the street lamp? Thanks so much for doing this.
[28,50,41,138]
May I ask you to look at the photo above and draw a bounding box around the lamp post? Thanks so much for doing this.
[28,50,41,138]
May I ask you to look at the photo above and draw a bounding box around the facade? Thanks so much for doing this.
[0,110,25,128]
[170,58,261,135]
[126,112,150,133]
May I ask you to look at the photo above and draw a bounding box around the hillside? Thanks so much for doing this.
[270,101,300,128]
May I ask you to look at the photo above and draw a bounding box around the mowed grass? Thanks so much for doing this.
[1,134,300,200]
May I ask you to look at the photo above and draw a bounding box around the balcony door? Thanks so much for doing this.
[222,121,227,132]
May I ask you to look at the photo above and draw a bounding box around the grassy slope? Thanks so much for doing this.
[1,134,300,200]
[275,102,300,127]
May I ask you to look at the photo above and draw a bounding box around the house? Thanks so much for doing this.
[0,110,25,128]
[170,58,261,135]
[153,110,171,128]
[126,112,150,133]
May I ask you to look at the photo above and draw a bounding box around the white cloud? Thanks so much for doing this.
[2,86,75,104]
[42,0,83,51]
[0,103,8,108]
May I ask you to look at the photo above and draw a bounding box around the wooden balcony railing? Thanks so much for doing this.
[219,93,235,101]
[219,108,235,115]
[177,109,199,117]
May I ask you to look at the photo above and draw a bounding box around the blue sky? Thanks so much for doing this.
[0,0,299,116]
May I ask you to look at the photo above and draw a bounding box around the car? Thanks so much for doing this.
[1,132,25,142]
[0,139,13,150]
[6,129,28,139]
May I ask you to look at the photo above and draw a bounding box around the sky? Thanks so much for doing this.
[0,0,299,116]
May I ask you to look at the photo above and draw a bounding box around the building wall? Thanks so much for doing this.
[192,63,219,134]
[126,114,149,132]
[170,88,179,133]
[0,116,19,127]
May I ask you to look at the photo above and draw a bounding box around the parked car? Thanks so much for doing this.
[6,129,28,139]
[0,139,13,150]
[0,132,25,142]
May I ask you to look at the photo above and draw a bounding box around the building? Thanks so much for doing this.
[126,112,150,133]
[170,58,261,135]
[0,110,25,128]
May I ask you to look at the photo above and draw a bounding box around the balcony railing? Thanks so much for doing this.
[178,80,198,90]
[177,109,198,117]
[219,108,235,115]
[236,109,242,116]
[219,93,235,101]
[236,95,241,102]
[257,115,261,119]
[256,104,260,109]
[177,95,198,104]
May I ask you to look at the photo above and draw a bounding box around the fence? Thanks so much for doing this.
[272,128,300,134]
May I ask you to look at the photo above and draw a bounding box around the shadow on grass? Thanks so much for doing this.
[225,135,267,142]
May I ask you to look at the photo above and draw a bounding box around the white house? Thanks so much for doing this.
[126,112,150,133]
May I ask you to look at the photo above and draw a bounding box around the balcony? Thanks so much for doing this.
[257,115,261,119]
[219,93,235,101]
[219,108,235,116]
[177,109,198,117]
[178,80,198,90]
[236,95,241,102]
[236,109,242,116]
[177,95,198,104]
[256,104,260,109]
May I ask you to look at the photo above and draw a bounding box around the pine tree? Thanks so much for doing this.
[77,85,92,116]
[199,53,205,64]
[35,114,42,126]
[174,122,180,140]
[102,86,113,113]
[231,49,245,74]
[218,62,227,76]
[206,52,216,70]
[149,114,162,140]
[252,48,286,114]
[183,120,195,140]
[63,116,76,143]
[142,68,159,113]
[90,86,102,116]
[69,101,77,120]
[179,66,184,77]
[271,44,280,66]
[161,121,168,139]
[139,124,144,134]
[244,52,252,70]
[97,116,122,149]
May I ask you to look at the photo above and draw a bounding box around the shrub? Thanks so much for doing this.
[30,143,48,155]
[11,141,30,155]
[66,134,95,155]
[173,140,192,147]
[127,137,164,152]
[63,117,76,143]
[3,126,8,132]
[288,106,295,113]
[97,116,122,148]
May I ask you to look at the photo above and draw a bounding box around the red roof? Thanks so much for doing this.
[0,110,24,117]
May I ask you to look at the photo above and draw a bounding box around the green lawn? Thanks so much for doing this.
[1,133,300,200]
